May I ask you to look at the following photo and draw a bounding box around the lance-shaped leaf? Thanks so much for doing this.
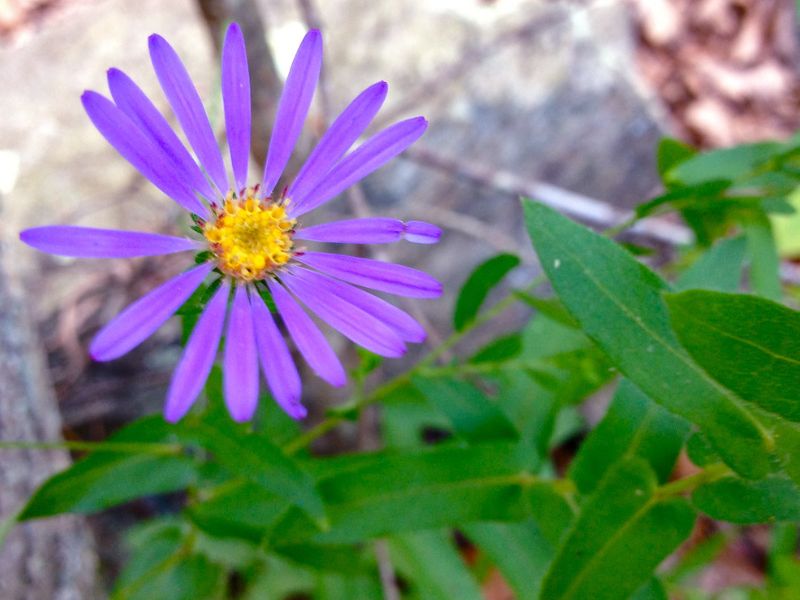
[271,442,567,545]
[523,199,773,479]
[665,290,800,423]
[540,458,695,600]
[569,379,689,495]
[389,530,483,600]
[692,474,800,524]
[21,416,197,519]
[453,253,520,331]
[413,377,518,444]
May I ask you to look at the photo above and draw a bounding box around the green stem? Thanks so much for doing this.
[0,440,183,456]
[283,276,547,455]
[656,463,731,499]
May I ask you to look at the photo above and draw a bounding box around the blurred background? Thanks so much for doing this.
[0,0,798,597]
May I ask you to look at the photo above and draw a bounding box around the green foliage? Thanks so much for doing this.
[665,290,800,422]
[522,199,772,478]
[14,132,800,598]
[453,252,520,330]
[540,458,696,600]
[569,379,689,495]
[20,416,197,519]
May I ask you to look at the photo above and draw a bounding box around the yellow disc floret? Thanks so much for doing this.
[203,188,296,281]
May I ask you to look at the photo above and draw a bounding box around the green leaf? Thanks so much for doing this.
[413,377,519,444]
[21,416,197,519]
[390,530,483,600]
[569,379,689,495]
[686,432,720,468]
[667,142,783,186]
[522,199,773,478]
[657,137,696,178]
[468,332,523,363]
[276,543,374,575]
[514,293,579,328]
[188,481,287,543]
[540,458,696,600]
[466,521,566,600]
[693,474,800,523]
[631,578,669,600]
[743,211,782,300]
[114,520,224,600]
[180,412,325,524]
[314,572,382,600]
[381,383,451,449]
[665,290,800,422]
[272,443,565,544]
[676,236,746,292]
[454,253,520,331]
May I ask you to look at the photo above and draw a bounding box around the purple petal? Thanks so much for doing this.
[282,270,407,357]
[224,285,260,422]
[294,218,403,244]
[297,251,442,298]
[149,34,229,194]
[20,226,199,258]
[164,281,229,422]
[268,279,346,387]
[222,23,251,192]
[82,91,207,215]
[90,262,213,361]
[287,81,388,202]
[289,116,427,217]
[107,68,217,202]
[404,221,441,244]
[250,291,306,420]
[292,267,426,343]
[262,29,322,196]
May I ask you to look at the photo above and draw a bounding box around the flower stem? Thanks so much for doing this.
[0,440,183,456]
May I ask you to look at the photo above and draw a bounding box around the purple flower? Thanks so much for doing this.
[20,24,441,423]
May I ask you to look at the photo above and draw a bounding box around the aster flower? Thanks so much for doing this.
[20,23,441,423]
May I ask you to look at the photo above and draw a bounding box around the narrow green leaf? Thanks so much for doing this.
[114,520,225,600]
[693,475,800,523]
[744,211,782,300]
[188,481,287,543]
[540,458,695,600]
[390,530,483,600]
[657,137,696,178]
[468,332,523,364]
[686,432,719,468]
[523,200,773,478]
[466,521,562,600]
[676,236,746,292]
[665,290,800,422]
[667,142,782,186]
[21,416,196,519]
[569,379,689,495]
[314,572,382,600]
[631,578,668,600]
[272,443,563,544]
[179,420,325,524]
[454,253,520,331]
[413,377,519,443]
[514,293,579,328]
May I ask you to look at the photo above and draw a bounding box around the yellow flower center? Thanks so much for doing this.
[203,189,296,281]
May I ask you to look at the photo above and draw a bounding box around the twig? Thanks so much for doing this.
[403,144,693,246]
[403,204,521,255]
[374,539,402,600]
